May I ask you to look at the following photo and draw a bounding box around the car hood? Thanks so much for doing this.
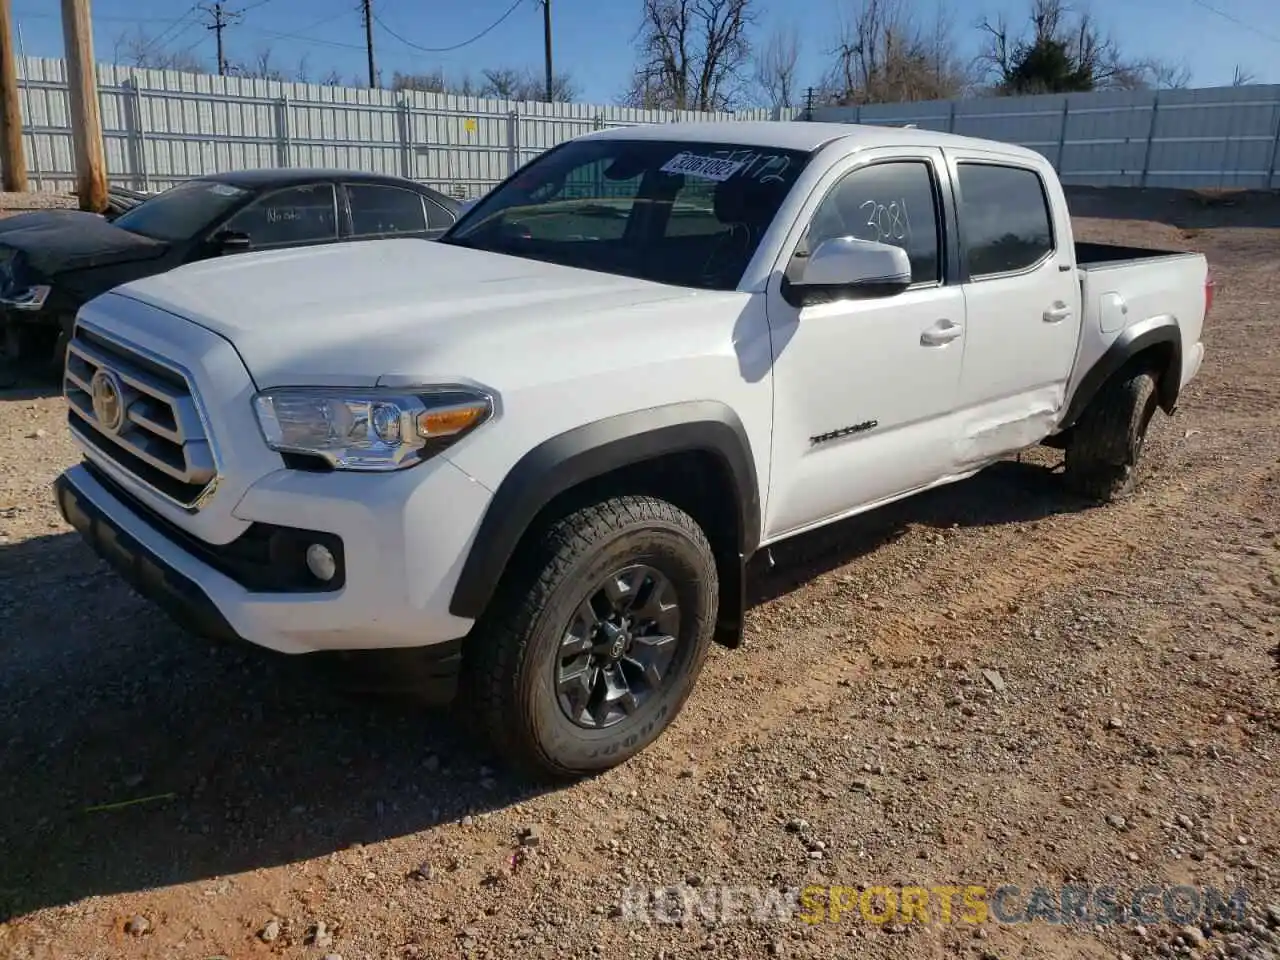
[0,210,170,278]
[111,238,709,388]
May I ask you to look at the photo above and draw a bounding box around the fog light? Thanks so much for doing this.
[305,543,337,582]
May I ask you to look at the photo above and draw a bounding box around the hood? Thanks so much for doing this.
[111,238,710,388]
[0,210,169,277]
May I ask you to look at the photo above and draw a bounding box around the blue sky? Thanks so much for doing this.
[12,0,1280,104]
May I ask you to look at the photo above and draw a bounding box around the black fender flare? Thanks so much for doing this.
[448,400,762,621]
[1060,316,1183,431]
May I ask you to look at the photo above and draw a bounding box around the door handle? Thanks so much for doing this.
[920,319,963,346]
[1043,302,1072,323]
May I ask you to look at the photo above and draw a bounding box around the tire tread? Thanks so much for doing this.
[465,495,716,779]
[1064,369,1158,503]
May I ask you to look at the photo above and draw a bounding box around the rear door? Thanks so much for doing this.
[944,152,1083,463]
[343,182,442,241]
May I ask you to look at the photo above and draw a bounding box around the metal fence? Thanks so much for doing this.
[14,55,1280,195]
[814,84,1280,189]
[15,57,791,198]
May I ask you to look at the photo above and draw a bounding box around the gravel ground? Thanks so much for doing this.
[0,187,1277,960]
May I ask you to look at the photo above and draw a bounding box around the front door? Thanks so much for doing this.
[763,148,968,540]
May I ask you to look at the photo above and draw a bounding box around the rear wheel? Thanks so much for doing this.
[1064,369,1159,502]
[467,495,718,780]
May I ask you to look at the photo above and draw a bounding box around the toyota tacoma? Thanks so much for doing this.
[52,122,1211,778]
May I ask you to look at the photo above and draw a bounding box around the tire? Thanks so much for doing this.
[1064,369,1159,503]
[466,495,719,780]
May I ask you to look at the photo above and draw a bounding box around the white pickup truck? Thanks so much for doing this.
[52,122,1212,778]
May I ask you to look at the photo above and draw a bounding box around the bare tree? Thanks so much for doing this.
[479,67,578,102]
[1146,59,1192,89]
[621,0,757,111]
[753,23,801,109]
[391,67,575,101]
[822,0,972,105]
[1231,64,1258,86]
[229,47,286,81]
[112,27,207,73]
[978,0,1181,94]
[228,46,325,83]
[391,69,450,93]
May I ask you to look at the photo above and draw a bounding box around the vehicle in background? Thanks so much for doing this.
[51,122,1210,780]
[0,169,461,370]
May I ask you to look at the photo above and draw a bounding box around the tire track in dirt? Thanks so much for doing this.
[654,434,1268,769]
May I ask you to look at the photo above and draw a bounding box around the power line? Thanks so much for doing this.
[199,3,242,75]
[239,9,361,49]
[13,10,195,24]
[373,0,526,54]
[1189,0,1280,45]
[135,4,203,58]
[247,26,366,50]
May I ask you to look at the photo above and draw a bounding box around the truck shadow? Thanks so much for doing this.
[0,458,1087,920]
[748,458,1085,607]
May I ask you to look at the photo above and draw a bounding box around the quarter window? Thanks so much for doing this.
[957,164,1054,277]
[801,160,941,285]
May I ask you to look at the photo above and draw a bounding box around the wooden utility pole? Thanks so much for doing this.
[61,0,107,212]
[0,0,27,191]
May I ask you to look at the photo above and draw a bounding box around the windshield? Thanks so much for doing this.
[442,138,812,290]
[113,179,252,241]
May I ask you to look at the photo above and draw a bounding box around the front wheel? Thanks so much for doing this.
[466,495,719,780]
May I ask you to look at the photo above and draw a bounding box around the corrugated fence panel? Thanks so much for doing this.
[14,57,1280,193]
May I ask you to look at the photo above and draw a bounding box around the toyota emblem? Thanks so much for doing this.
[90,369,126,434]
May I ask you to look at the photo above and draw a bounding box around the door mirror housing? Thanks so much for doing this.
[209,229,253,255]
[784,236,913,306]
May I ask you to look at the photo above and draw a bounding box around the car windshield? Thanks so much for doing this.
[112,179,252,241]
[441,137,812,290]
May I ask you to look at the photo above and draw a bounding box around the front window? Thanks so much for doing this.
[221,184,339,248]
[112,179,252,241]
[442,138,813,290]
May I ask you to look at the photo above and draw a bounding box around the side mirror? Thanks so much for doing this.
[785,236,913,306]
[210,230,253,255]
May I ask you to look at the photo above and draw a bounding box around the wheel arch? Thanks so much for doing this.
[1061,316,1183,431]
[448,401,762,647]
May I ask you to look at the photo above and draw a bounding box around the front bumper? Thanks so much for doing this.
[54,466,241,644]
[54,456,491,660]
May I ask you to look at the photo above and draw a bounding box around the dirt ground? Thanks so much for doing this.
[0,187,1277,960]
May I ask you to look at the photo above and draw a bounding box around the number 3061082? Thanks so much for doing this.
[860,198,911,243]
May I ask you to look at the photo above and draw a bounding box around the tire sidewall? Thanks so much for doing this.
[518,518,717,775]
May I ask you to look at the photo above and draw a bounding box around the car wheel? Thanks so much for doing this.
[467,495,718,780]
[1064,369,1159,503]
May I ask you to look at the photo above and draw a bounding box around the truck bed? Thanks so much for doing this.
[1075,240,1198,270]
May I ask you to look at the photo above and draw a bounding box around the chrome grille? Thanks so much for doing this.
[64,326,218,509]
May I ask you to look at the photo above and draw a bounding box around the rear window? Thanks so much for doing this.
[347,183,429,237]
[443,138,812,290]
[957,164,1054,277]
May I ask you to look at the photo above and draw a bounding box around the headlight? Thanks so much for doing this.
[0,284,51,311]
[252,386,493,471]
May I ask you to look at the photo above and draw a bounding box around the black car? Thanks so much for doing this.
[0,169,461,368]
